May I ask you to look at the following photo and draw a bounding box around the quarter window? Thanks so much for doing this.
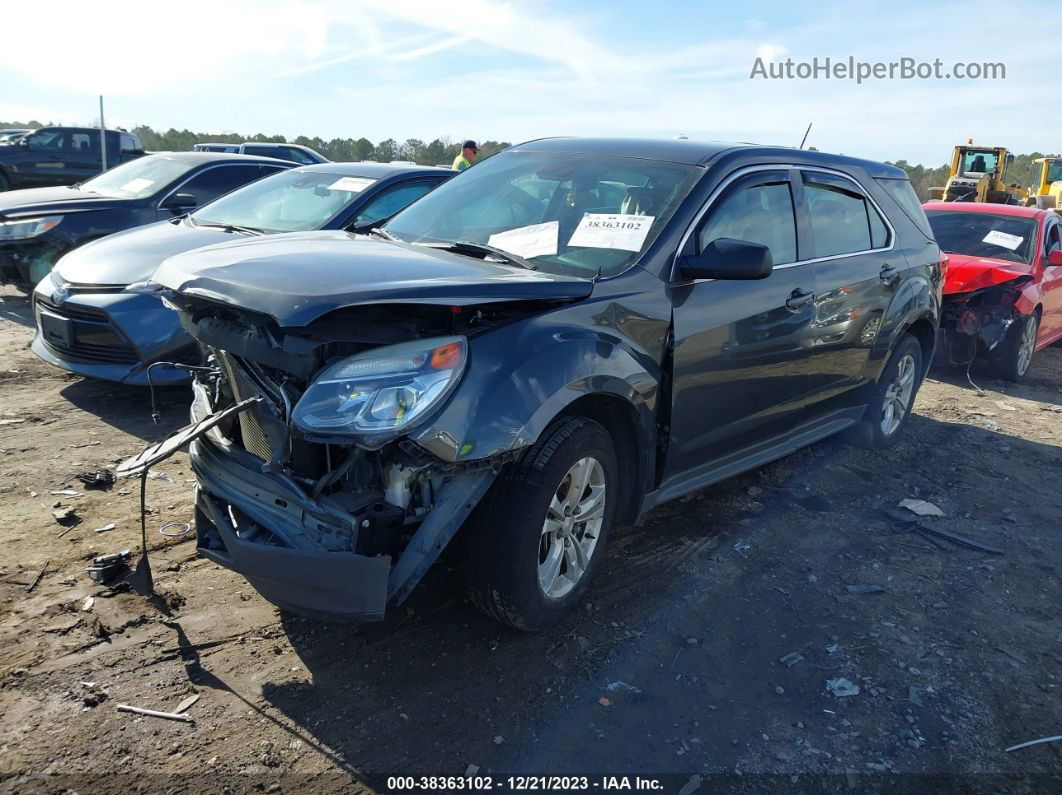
[698,177,797,265]
[354,182,437,225]
[802,172,888,258]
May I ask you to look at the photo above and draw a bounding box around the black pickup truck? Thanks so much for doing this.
[0,127,145,191]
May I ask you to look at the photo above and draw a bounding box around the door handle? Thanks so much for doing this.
[879,263,899,284]
[785,288,815,311]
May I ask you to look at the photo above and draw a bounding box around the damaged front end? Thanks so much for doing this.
[171,296,545,621]
[935,274,1033,366]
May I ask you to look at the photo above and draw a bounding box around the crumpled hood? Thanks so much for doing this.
[153,230,594,327]
[0,185,129,218]
[943,252,1034,295]
[55,219,234,286]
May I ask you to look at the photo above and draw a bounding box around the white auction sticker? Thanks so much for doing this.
[121,178,154,193]
[982,230,1023,251]
[487,221,558,259]
[327,176,376,193]
[568,213,655,252]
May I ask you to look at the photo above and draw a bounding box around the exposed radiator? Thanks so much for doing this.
[216,351,275,462]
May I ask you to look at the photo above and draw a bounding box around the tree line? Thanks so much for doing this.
[1,119,1054,198]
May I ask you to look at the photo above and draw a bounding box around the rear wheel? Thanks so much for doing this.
[990,312,1038,382]
[847,334,923,450]
[465,416,617,631]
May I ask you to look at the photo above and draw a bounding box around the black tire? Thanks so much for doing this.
[846,334,924,450]
[465,416,618,631]
[990,312,1038,382]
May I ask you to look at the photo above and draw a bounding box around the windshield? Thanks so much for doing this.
[191,169,372,232]
[1046,161,1062,184]
[927,211,1037,264]
[79,156,196,199]
[960,150,998,175]
[383,150,702,277]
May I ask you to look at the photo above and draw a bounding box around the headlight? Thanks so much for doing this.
[0,215,63,241]
[292,336,467,447]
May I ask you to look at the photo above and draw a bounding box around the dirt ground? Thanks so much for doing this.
[0,283,1059,794]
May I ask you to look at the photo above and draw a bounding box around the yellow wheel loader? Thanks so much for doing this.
[928,142,1029,204]
[1025,156,1062,209]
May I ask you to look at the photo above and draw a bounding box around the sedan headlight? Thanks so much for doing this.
[292,336,467,447]
[0,215,63,241]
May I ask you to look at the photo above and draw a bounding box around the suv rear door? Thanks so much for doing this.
[797,169,897,406]
[665,168,821,480]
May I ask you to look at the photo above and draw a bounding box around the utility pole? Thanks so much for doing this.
[99,96,107,172]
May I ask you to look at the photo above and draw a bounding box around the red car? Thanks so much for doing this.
[924,202,1062,380]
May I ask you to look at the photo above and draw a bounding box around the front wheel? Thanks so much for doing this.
[991,312,1038,382]
[465,416,618,631]
[847,334,924,450]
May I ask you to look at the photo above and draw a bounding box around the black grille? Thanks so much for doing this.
[35,298,138,364]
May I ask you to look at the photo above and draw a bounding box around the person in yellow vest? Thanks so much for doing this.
[452,140,478,171]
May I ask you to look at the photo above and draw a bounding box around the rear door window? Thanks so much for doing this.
[802,172,889,258]
[354,181,437,225]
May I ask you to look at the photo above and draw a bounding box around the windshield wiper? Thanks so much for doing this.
[422,240,537,271]
[192,221,265,236]
[369,228,400,242]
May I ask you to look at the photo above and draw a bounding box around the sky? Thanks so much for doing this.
[1,0,1060,166]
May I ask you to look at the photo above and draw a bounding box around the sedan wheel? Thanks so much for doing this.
[539,457,606,599]
[1016,313,1038,377]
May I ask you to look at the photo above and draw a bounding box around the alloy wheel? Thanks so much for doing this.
[881,353,916,436]
[538,456,606,599]
[1016,315,1038,376]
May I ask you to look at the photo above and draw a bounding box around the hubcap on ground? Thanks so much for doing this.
[881,353,916,436]
[538,456,605,599]
[1017,315,1038,376]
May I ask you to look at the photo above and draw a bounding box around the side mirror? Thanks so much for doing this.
[160,192,197,213]
[678,238,774,281]
[1048,250,1062,267]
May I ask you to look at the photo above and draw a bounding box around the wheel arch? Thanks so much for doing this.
[902,316,936,376]
[558,392,648,527]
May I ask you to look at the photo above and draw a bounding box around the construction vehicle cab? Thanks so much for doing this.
[1027,157,1062,209]
[929,143,1028,204]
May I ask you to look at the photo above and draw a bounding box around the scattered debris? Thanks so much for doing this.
[146,470,175,483]
[464,764,480,777]
[492,736,506,745]
[826,678,860,698]
[94,522,117,534]
[899,499,944,517]
[81,596,94,611]
[52,507,80,525]
[606,681,642,694]
[159,521,192,537]
[846,584,885,594]
[116,704,194,723]
[1005,735,1062,753]
[914,524,1004,555]
[76,469,116,490]
[994,401,1017,412]
[50,489,82,498]
[87,550,131,584]
[826,644,839,654]
[0,418,25,425]
[25,561,47,593]
[734,542,751,553]
[174,693,201,714]
[780,652,805,667]
[598,697,611,707]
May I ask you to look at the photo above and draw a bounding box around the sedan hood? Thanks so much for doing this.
[153,230,594,327]
[943,253,1033,295]
[0,186,128,218]
[55,219,234,286]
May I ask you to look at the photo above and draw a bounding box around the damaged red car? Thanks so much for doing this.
[925,203,1062,380]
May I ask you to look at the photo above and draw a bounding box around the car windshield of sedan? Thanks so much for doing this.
[191,169,373,233]
[926,211,1037,264]
[79,156,198,199]
[383,150,703,277]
